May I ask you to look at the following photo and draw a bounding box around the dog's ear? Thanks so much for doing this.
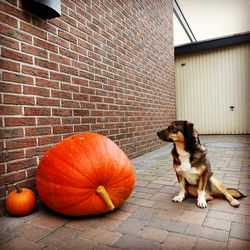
[184,121,194,138]
[184,121,201,145]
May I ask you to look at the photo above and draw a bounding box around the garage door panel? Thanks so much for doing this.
[175,44,250,134]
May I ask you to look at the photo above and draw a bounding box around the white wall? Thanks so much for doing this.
[175,0,250,46]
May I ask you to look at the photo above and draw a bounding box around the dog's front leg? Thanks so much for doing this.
[197,171,208,208]
[172,173,186,202]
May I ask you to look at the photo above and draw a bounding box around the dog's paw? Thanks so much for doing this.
[197,191,207,208]
[172,194,185,203]
[230,199,240,207]
[197,199,207,208]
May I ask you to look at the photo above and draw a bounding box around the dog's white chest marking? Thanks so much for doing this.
[176,147,199,185]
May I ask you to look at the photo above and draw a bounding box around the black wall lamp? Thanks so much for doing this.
[22,0,61,19]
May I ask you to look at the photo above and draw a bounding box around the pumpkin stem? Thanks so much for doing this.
[96,186,115,211]
[14,184,23,194]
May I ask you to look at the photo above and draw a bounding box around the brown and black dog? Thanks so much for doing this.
[157,120,246,208]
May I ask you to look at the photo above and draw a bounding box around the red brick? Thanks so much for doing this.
[48,33,69,48]
[78,39,93,51]
[71,60,88,71]
[62,100,80,108]
[53,126,73,134]
[0,59,20,72]
[26,167,37,178]
[36,97,60,107]
[90,95,103,103]
[25,127,51,136]
[36,78,59,89]
[4,94,35,105]
[34,38,58,52]
[21,44,48,59]
[24,107,51,116]
[72,77,88,86]
[38,135,61,146]
[32,17,57,34]
[51,90,72,100]
[0,23,32,44]
[16,178,36,190]
[7,158,37,172]
[35,58,58,71]
[0,171,25,185]
[23,86,50,97]
[26,145,51,158]
[6,138,37,150]
[74,125,90,133]
[0,140,4,151]
[5,117,36,127]
[37,117,60,125]
[49,52,71,65]
[53,108,72,117]
[50,72,71,82]
[58,29,77,43]
[73,109,90,116]
[0,150,24,163]
[0,1,31,22]
[61,13,77,28]
[0,11,18,27]
[49,17,69,31]
[0,35,19,50]
[22,65,49,78]
[2,72,33,84]
[73,93,89,101]
[62,116,80,125]
[61,83,80,93]
[59,47,78,60]
[60,64,78,76]
[0,186,7,199]
[70,43,87,56]
[1,47,33,64]
[20,21,47,39]
[0,105,22,115]
[0,128,23,139]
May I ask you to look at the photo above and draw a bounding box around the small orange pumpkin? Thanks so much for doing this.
[36,133,135,216]
[6,184,36,216]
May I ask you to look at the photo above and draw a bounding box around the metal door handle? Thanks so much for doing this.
[229,106,235,111]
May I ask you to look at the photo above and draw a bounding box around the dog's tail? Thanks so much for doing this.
[227,188,246,199]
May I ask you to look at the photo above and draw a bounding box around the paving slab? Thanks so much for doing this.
[0,135,249,249]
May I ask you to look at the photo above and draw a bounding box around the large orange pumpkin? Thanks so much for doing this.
[36,133,135,216]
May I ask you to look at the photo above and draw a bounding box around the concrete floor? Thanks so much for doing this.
[0,135,250,249]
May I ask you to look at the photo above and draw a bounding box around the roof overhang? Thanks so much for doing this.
[175,32,250,56]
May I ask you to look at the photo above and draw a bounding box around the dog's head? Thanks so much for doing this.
[157,120,198,143]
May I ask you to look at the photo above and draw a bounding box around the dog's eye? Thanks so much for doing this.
[170,126,177,133]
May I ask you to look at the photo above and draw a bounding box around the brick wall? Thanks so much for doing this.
[0,0,175,212]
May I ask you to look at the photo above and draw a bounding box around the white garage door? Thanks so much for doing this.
[175,43,250,134]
